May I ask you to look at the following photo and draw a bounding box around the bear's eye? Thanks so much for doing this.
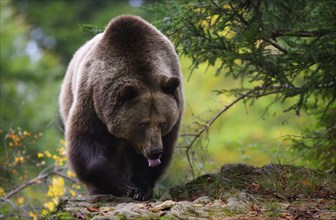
[139,122,149,129]
[159,122,167,130]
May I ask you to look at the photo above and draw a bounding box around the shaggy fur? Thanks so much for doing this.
[59,15,183,200]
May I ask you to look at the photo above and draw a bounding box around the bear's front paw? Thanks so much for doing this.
[123,184,136,197]
[131,187,153,201]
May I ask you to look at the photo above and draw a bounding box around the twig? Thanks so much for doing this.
[188,87,260,150]
[184,86,262,178]
[270,30,328,38]
[54,170,78,183]
[0,197,29,215]
[2,166,67,201]
[261,38,288,54]
[167,26,184,37]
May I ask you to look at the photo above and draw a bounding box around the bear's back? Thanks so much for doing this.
[59,33,103,125]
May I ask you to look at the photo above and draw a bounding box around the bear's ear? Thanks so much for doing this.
[161,76,180,94]
[117,84,138,103]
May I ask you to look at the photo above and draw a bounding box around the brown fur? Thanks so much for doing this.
[59,15,183,200]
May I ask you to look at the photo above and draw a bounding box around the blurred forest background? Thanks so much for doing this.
[1,0,335,219]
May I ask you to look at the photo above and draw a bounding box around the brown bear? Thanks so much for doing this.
[59,15,183,201]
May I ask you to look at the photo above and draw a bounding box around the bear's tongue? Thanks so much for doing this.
[148,158,161,167]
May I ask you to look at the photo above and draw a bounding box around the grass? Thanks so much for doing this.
[42,211,75,220]
[264,202,285,218]
[256,164,336,199]
[168,163,336,201]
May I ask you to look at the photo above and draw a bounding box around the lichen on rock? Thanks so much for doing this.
[44,164,336,220]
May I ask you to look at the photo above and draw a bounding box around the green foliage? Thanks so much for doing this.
[79,24,104,35]
[291,109,336,171]
[148,0,336,171]
[0,1,63,150]
[0,128,83,219]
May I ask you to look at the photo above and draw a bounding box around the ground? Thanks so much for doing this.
[44,164,336,219]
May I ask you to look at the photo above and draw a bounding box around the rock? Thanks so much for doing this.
[193,196,212,204]
[220,163,256,176]
[152,200,176,211]
[226,192,251,211]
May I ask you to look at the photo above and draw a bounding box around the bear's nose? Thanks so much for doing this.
[150,148,163,159]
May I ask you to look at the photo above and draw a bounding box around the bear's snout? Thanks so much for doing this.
[150,148,163,159]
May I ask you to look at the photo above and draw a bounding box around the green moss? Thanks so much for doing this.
[160,216,174,220]
[206,207,243,218]
[56,212,76,220]
[221,207,244,217]
[264,202,283,218]
[42,211,75,220]
[116,214,127,220]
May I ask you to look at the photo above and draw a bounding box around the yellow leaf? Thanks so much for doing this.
[44,201,55,211]
[44,151,51,158]
[70,190,76,196]
[23,131,31,137]
[29,211,38,220]
[67,170,76,178]
[37,153,44,158]
[17,197,24,205]
[52,197,59,205]
[72,184,80,189]
[15,156,24,165]
[41,209,49,216]
[47,177,65,197]
[0,187,5,196]
[301,178,310,186]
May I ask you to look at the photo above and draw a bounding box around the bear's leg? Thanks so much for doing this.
[130,166,161,200]
[68,136,137,197]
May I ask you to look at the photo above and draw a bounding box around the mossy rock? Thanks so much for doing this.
[44,163,336,220]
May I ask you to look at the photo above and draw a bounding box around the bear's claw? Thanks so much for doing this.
[131,186,152,201]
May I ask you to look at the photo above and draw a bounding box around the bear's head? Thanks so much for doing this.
[93,75,181,167]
